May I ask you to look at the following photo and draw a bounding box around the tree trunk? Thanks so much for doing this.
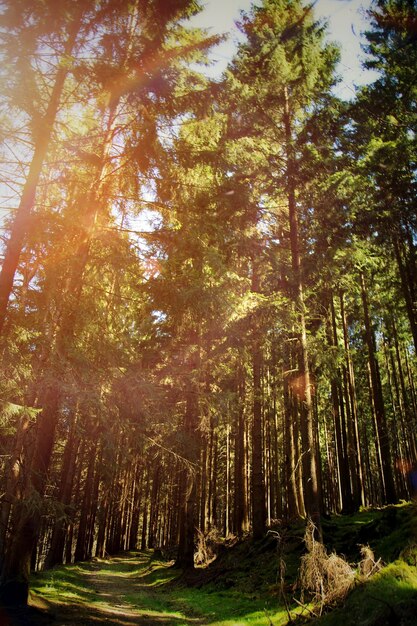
[44,411,79,568]
[148,463,161,549]
[251,264,266,540]
[340,291,364,508]
[74,445,97,562]
[328,295,353,513]
[393,235,417,353]
[283,338,301,519]
[0,384,60,604]
[233,363,248,535]
[176,362,200,568]
[0,11,83,334]
[360,272,396,503]
[283,86,321,527]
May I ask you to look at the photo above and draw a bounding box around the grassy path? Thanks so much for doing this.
[29,552,205,625]
[4,505,417,625]
[25,549,292,626]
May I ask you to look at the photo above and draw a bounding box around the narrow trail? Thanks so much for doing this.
[26,553,203,626]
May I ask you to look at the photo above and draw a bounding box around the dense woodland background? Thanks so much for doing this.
[0,0,416,608]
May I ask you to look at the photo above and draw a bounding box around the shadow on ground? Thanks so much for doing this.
[5,553,201,626]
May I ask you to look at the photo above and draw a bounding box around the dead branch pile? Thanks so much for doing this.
[299,519,356,609]
[358,545,382,578]
[194,528,222,567]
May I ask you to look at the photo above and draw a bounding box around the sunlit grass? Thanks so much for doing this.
[30,553,295,625]
[122,554,300,626]
[29,505,417,625]
[31,564,100,606]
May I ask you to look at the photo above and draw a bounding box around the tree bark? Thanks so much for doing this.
[328,295,354,513]
[360,272,396,503]
[44,411,79,568]
[74,445,97,562]
[233,363,249,535]
[0,384,60,604]
[251,263,266,540]
[393,235,417,353]
[176,362,200,568]
[283,85,321,527]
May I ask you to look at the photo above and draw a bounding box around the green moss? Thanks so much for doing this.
[29,504,417,626]
[315,560,417,626]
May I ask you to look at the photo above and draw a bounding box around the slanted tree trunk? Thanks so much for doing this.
[0,10,83,334]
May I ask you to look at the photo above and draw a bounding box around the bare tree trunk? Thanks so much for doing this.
[176,370,200,568]
[340,292,364,508]
[233,363,248,535]
[148,464,161,549]
[360,272,396,503]
[128,462,143,551]
[329,295,354,513]
[251,263,266,540]
[74,444,97,562]
[393,235,417,353]
[44,411,79,568]
[283,86,321,528]
[283,338,301,519]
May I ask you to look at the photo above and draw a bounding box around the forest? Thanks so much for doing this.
[0,0,416,618]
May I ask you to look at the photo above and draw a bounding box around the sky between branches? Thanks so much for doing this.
[189,0,376,99]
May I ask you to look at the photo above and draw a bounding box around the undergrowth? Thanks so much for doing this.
[26,503,417,626]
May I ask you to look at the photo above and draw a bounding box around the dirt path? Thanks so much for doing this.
[3,554,202,626]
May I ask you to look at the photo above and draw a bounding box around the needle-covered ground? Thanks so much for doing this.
[1,503,417,626]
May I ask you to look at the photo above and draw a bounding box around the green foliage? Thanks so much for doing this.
[0,401,39,431]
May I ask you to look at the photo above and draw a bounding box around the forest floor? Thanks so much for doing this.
[25,549,291,626]
[1,503,417,626]
[30,552,209,625]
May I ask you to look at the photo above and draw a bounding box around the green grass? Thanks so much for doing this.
[31,563,99,606]
[124,553,299,625]
[30,553,297,625]
[29,503,417,625]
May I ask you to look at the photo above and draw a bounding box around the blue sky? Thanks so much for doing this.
[189,0,376,99]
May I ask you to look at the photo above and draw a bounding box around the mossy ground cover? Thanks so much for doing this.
[313,560,417,626]
[21,503,417,626]
[27,551,298,625]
